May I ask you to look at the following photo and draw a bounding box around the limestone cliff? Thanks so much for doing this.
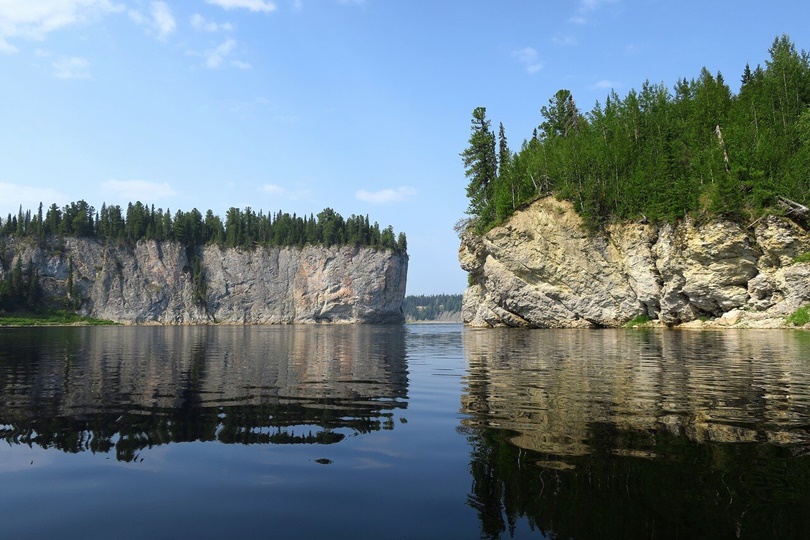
[0,237,407,324]
[459,197,810,328]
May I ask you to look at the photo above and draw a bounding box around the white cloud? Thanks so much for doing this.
[205,0,277,13]
[0,182,66,216]
[53,55,91,79]
[260,183,313,200]
[572,0,620,24]
[511,47,543,74]
[127,9,147,25]
[190,13,233,33]
[101,180,177,201]
[292,0,303,10]
[552,35,577,47]
[261,184,286,195]
[203,38,236,69]
[0,0,122,48]
[579,0,620,12]
[0,37,17,53]
[337,0,364,4]
[151,1,175,39]
[187,38,249,70]
[130,1,175,40]
[355,186,416,204]
[593,79,622,90]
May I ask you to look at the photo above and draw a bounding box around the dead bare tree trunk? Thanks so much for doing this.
[715,124,731,173]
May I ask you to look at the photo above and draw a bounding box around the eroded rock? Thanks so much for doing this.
[460,197,810,328]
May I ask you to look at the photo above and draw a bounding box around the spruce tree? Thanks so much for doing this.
[461,107,497,226]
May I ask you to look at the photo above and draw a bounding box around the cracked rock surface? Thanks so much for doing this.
[459,197,810,328]
[0,238,407,324]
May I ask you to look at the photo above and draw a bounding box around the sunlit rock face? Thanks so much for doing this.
[0,239,407,324]
[459,197,810,328]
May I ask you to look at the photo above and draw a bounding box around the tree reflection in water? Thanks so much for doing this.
[461,328,810,539]
[0,325,408,462]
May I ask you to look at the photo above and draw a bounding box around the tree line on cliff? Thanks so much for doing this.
[0,202,406,313]
[462,35,810,232]
[0,201,407,253]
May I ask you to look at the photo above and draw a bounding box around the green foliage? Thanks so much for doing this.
[1,202,406,254]
[0,258,41,313]
[624,315,652,327]
[786,305,810,326]
[402,294,462,321]
[461,107,498,228]
[191,255,207,306]
[463,35,810,231]
[0,309,117,326]
[793,252,810,264]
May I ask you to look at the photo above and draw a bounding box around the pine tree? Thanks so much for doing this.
[461,107,497,226]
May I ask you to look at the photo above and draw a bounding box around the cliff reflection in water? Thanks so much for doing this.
[461,329,810,539]
[0,326,407,462]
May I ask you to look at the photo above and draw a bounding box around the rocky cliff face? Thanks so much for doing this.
[0,238,407,324]
[459,197,810,328]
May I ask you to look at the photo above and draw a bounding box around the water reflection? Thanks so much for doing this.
[0,326,407,462]
[461,328,810,539]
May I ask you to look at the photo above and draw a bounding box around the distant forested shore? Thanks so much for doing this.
[402,294,462,322]
[462,35,810,232]
[0,201,406,253]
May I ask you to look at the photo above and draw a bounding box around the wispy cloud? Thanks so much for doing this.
[0,182,66,215]
[187,38,250,70]
[205,38,235,69]
[260,183,314,201]
[579,0,621,12]
[190,13,234,33]
[0,38,17,54]
[571,0,621,24]
[0,0,122,50]
[511,47,543,74]
[129,1,176,41]
[205,0,277,13]
[292,0,303,11]
[337,0,365,4]
[355,186,416,204]
[593,79,622,90]
[552,35,578,47]
[53,56,91,79]
[151,1,175,39]
[101,180,178,201]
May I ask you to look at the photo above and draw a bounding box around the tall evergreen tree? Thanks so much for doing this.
[461,107,497,225]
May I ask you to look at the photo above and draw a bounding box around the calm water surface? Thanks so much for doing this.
[1,324,809,539]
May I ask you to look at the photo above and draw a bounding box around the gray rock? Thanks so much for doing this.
[1,237,407,324]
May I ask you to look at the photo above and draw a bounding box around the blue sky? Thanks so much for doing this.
[1,1,808,295]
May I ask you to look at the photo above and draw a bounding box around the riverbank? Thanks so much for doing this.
[0,310,118,327]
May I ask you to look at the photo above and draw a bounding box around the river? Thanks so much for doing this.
[0,324,808,539]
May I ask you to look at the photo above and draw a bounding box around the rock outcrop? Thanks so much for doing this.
[460,197,810,328]
[0,237,407,324]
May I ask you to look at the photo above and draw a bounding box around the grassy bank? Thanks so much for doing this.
[0,310,118,327]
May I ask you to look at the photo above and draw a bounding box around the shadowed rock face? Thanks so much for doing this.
[0,238,407,324]
[460,197,810,328]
